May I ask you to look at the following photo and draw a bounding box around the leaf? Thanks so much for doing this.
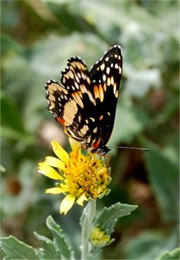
[94,202,137,234]
[158,248,180,260]
[144,142,179,222]
[42,0,74,4]
[0,127,24,141]
[34,232,61,259]
[46,215,74,260]
[30,33,107,77]
[69,1,162,34]
[124,66,161,98]
[0,236,38,259]
[0,92,25,134]
[109,98,145,147]
[125,229,179,260]
[1,34,23,56]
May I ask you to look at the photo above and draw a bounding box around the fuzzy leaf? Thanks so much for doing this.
[0,92,25,134]
[34,232,61,259]
[46,215,74,260]
[94,202,137,234]
[125,229,178,260]
[158,248,180,260]
[0,236,38,259]
[144,142,179,222]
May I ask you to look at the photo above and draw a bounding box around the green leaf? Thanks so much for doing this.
[34,232,61,259]
[125,229,179,260]
[42,0,74,4]
[46,215,74,260]
[0,126,24,141]
[0,236,38,259]
[158,248,180,260]
[94,202,137,234]
[0,92,25,134]
[109,97,146,149]
[1,34,23,56]
[124,66,160,98]
[144,142,179,222]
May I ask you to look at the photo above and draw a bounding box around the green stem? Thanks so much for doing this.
[81,199,96,260]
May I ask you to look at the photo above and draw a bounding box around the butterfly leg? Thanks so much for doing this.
[104,154,111,168]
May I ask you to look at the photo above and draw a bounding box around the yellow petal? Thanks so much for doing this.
[76,193,88,206]
[45,187,64,194]
[69,137,81,153]
[96,167,107,175]
[38,163,63,180]
[45,156,65,170]
[60,195,75,215]
[51,140,69,163]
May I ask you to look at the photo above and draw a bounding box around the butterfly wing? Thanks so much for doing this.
[89,45,123,146]
[45,45,123,153]
[45,58,98,144]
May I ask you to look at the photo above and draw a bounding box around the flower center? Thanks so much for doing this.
[60,151,110,199]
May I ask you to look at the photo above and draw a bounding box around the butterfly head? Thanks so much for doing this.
[96,145,111,155]
[86,139,111,155]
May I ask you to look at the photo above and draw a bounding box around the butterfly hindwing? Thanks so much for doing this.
[45,80,68,122]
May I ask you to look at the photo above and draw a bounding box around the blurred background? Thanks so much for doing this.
[1,0,179,259]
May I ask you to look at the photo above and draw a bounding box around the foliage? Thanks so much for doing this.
[1,0,179,259]
[1,205,136,259]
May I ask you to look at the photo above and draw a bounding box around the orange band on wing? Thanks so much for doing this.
[57,117,65,125]
[93,138,101,150]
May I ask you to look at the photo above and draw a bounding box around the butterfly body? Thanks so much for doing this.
[45,45,123,155]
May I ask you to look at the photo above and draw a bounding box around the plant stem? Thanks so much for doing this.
[81,199,96,260]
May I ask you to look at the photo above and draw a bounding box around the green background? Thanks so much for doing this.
[1,0,179,259]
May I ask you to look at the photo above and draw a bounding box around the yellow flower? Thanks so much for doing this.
[90,228,111,247]
[38,139,111,215]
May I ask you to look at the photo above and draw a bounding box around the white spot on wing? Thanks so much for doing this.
[75,82,79,89]
[93,127,97,133]
[90,117,95,122]
[115,63,119,69]
[100,63,105,71]
[106,67,110,74]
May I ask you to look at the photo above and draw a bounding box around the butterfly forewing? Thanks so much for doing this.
[89,45,123,145]
[45,45,123,154]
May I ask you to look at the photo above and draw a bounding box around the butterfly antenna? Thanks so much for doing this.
[111,146,150,151]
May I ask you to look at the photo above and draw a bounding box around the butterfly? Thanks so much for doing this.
[45,45,123,155]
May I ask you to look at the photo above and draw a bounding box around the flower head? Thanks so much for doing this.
[38,139,111,214]
[90,228,111,247]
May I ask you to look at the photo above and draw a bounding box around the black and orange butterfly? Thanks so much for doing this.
[45,45,123,155]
